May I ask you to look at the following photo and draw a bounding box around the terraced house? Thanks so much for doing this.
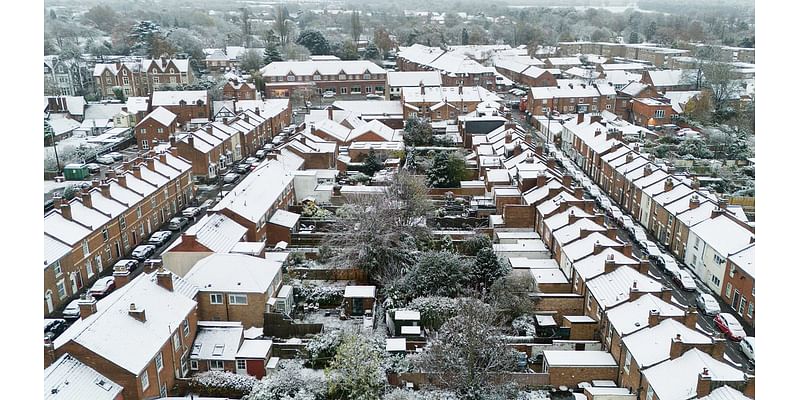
[260,60,387,98]
[93,57,195,99]
[43,151,193,315]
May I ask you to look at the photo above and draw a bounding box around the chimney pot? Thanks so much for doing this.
[80,192,93,208]
[156,268,174,292]
[113,266,131,288]
[59,203,73,221]
[648,310,660,327]
[78,295,98,319]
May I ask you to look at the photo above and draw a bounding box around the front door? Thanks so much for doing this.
[147,220,152,235]
[45,291,54,314]
[70,272,79,293]
[732,289,741,311]
[352,298,364,316]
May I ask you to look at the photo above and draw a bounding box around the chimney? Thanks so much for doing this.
[684,306,698,329]
[629,281,644,300]
[604,254,616,274]
[669,334,684,359]
[573,186,584,199]
[648,309,660,327]
[664,177,674,192]
[711,208,725,219]
[128,303,146,323]
[117,174,127,188]
[562,174,572,188]
[78,295,97,319]
[44,338,56,368]
[594,213,605,225]
[691,178,700,190]
[743,375,755,398]
[710,336,726,361]
[327,107,333,120]
[121,106,128,113]
[169,135,177,147]
[80,191,93,208]
[255,107,260,116]
[689,195,700,209]
[132,165,142,180]
[643,164,652,176]
[537,172,547,188]
[717,199,728,209]
[53,194,63,209]
[100,183,111,198]
[593,240,604,255]
[419,81,425,95]
[244,114,250,123]
[187,135,195,149]
[205,125,213,134]
[59,203,72,221]
[659,287,672,303]
[113,266,131,288]
[92,179,100,188]
[606,227,617,241]
[622,242,633,257]
[161,56,167,68]
[146,157,155,171]
[590,115,602,125]
[534,144,543,156]
[695,368,713,398]
[594,128,602,137]
[458,82,463,95]
[567,211,578,225]
[549,187,561,199]
[547,157,556,169]
[626,152,634,164]
[577,112,584,124]
[638,259,650,275]
[156,268,174,292]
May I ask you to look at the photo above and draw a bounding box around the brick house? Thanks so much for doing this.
[93,61,147,98]
[542,350,618,388]
[604,294,686,363]
[222,80,257,101]
[45,55,89,96]
[630,97,675,127]
[493,58,556,88]
[386,71,442,100]
[584,266,667,324]
[640,348,751,400]
[161,213,248,277]
[44,151,193,316]
[211,151,304,242]
[396,44,497,91]
[720,244,755,327]
[142,57,195,91]
[48,270,199,400]
[614,82,661,123]
[134,107,178,151]
[184,253,283,328]
[640,70,697,92]
[45,353,124,399]
[527,83,617,117]
[151,90,211,126]
[260,60,387,98]
[204,49,236,72]
[189,321,274,379]
[401,84,501,121]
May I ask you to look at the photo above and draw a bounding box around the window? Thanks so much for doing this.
[160,383,167,398]
[139,223,145,237]
[190,360,199,370]
[53,260,63,277]
[94,255,102,271]
[351,86,361,93]
[340,87,347,94]
[236,360,246,370]
[654,109,665,118]
[81,240,90,257]
[365,86,372,93]
[646,386,654,400]
[119,216,127,230]
[747,303,754,318]
[101,227,109,242]
[593,97,598,103]
[579,98,584,103]
[172,333,181,351]
[183,319,190,337]
[140,370,149,391]
[287,75,296,82]
[623,350,631,372]
[694,237,700,249]
[209,360,224,370]
[122,77,129,85]
[170,68,175,74]
[725,283,732,298]
[738,297,747,315]
[137,206,143,218]
[229,294,248,305]
[156,127,164,134]
[713,254,725,264]
[570,98,575,103]
[56,280,67,299]
[141,140,149,150]
[106,77,112,84]
[711,276,720,286]
[210,293,224,304]
[153,76,159,84]
[691,254,697,267]
[313,74,321,81]
[155,352,163,371]
[592,105,597,111]
[140,128,146,134]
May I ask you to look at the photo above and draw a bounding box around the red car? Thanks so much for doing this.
[87,276,116,299]
[713,313,746,341]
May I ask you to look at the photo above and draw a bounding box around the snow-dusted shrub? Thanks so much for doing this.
[245,360,325,400]
[189,370,258,397]
[306,329,344,368]
[407,296,464,329]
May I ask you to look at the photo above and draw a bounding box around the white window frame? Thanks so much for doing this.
[654,109,665,119]
[53,260,63,277]
[85,259,94,279]
[81,240,90,257]
[209,360,224,370]
[172,333,181,351]
[155,352,163,371]
[236,359,246,370]
[141,370,150,391]
[190,360,199,370]
[56,279,67,299]
[228,294,248,305]
[725,283,732,298]
[623,350,631,373]
[210,293,224,304]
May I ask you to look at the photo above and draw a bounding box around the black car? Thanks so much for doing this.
[44,318,68,340]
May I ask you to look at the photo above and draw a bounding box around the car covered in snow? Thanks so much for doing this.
[714,313,746,341]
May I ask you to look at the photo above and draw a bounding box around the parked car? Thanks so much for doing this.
[673,269,697,291]
[609,207,622,223]
[131,244,156,260]
[695,293,721,316]
[114,259,138,272]
[87,276,116,299]
[642,240,662,259]
[620,216,635,231]
[96,155,114,165]
[85,163,101,173]
[223,173,241,184]
[632,226,648,244]
[45,318,68,340]
[588,185,601,198]
[255,149,267,159]
[714,313,746,341]
[234,163,250,174]
[198,199,214,212]
[366,93,382,100]
[660,254,681,276]
[168,217,189,231]
[107,152,124,161]
[262,144,274,152]
[740,336,754,363]
[147,231,172,246]
[598,196,611,210]
[322,91,336,98]
[182,207,200,218]
[244,157,259,166]
[62,299,81,319]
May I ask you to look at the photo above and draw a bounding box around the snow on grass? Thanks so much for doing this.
[519,390,551,400]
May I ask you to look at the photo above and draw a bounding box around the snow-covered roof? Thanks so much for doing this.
[142,58,190,73]
[54,271,197,374]
[332,100,404,118]
[186,213,248,253]
[573,248,640,281]
[269,209,301,228]
[237,339,273,359]
[151,90,208,107]
[728,244,754,278]
[184,253,282,293]
[344,285,376,298]
[561,232,623,263]
[552,218,608,247]
[211,151,304,223]
[140,106,177,127]
[260,60,386,77]
[690,215,754,257]
[642,348,747,400]
[49,118,81,136]
[394,309,421,321]
[698,386,752,400]
[586,266,663,310]
[543,350,617,367]
[386,338,407,352]
[192,323,243,361]
[44,210,91,246]
[44,353,123,400]
[387,71,443,87]
[606,293,684,337]
[44,234,72,267]
[230,241,266,256]
[530,268,569,284]
[623,319,712,368]
[645,69,692,87]
[508,258,559,270]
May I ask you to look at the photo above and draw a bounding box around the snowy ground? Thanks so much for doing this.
[43,180,71,194]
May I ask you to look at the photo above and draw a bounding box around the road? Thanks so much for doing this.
[507,103,755,373]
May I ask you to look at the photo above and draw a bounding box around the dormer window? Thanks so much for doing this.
[364,73,371,80]
[287,75,296,82]
[170,68,175,73]
[339,74,346,80]
[313,74,321,80]
[122,69,127,76]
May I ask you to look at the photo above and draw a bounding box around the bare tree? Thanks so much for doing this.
[416,299,519,399]
[323,171,433,285]
[351,11,363,44]
[273,5,291,47]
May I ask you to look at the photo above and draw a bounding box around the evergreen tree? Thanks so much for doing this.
[263,43,282,64]
[446,152,468,187]
[49,9,56,19]
[362,150,382,176]
[296,30,331,55]
[628,31,640,44]
[363,43,381,61]
[461,28,469,45]
[471,247,510,292]
[645,21,657,41]
[426,151,451,188]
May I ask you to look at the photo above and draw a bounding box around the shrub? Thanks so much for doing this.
[189,371,258,398]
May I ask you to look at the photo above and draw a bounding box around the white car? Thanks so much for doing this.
[632,226,648,244]
[131,244,157,260]
[740,336,754,363]
[674,269,697,291]
[182,207,200,218]
[696,293,721,316]
[661,254,681,276]
[620,215,634,231]
[96,155,114,165]
[642,240,662,259]
[598,196,611,210]
[62,299,81,319]
[107,152,124,161]
[322,91,336,98]
[588,185,601,198]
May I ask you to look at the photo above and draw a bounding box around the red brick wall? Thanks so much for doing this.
[548,365,617,388]
[720,260,755,327]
